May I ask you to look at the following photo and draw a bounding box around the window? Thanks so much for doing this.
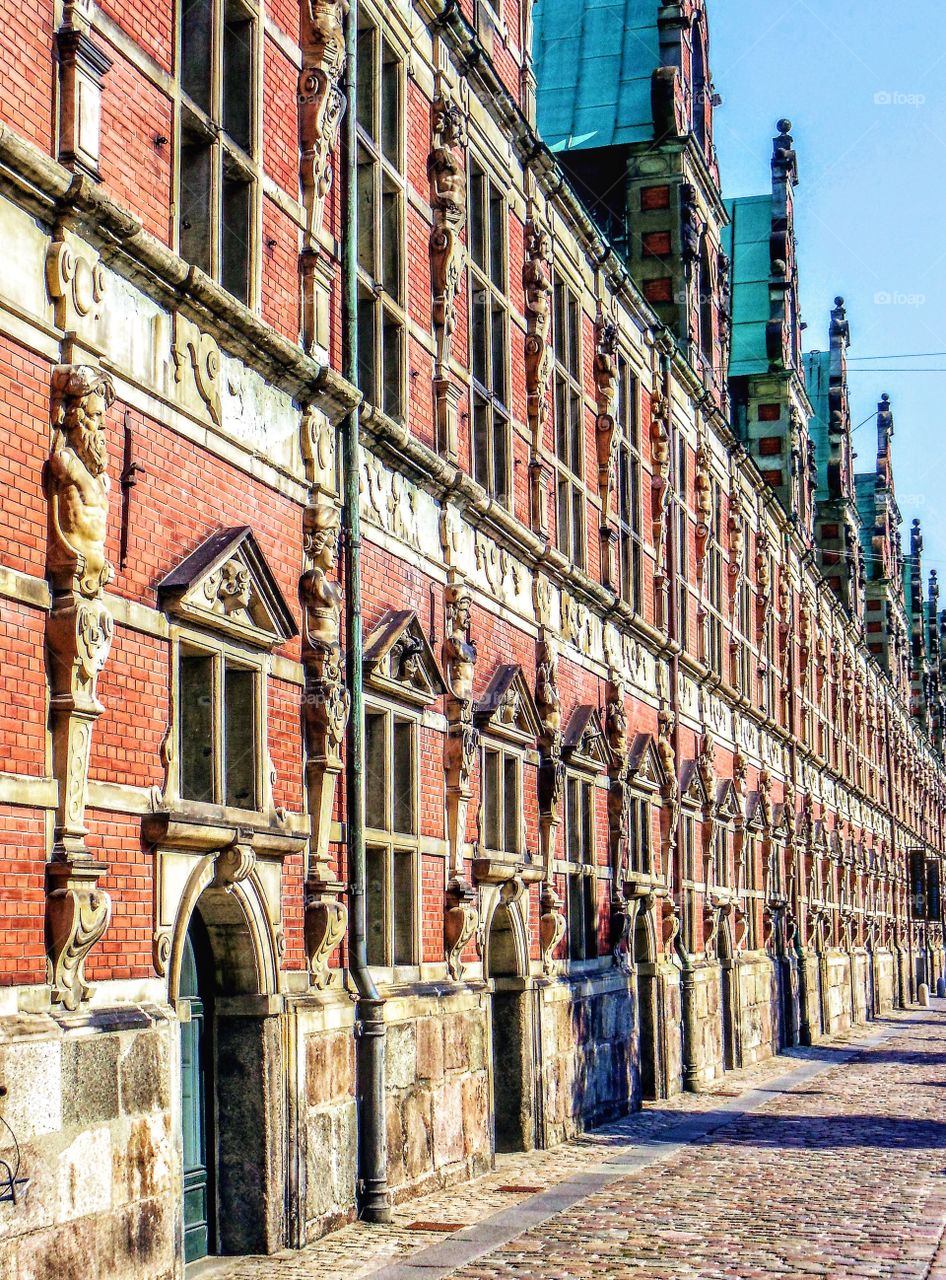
[565,774,597,960]
[482,745,522,856]
[365,706,418,967]
[179,647,258,809]
[469,161,511,503]
[714,821,731,889]
[553,281,586,567]
[737,574,752,695]
[627,794,653,876]
[674,434,689,646]
[614,357,643,612]
[178,0,257,303]
[706,480,724,676]
[356,22,405,419]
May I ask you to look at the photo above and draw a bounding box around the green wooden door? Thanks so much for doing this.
[180,929,211,1263]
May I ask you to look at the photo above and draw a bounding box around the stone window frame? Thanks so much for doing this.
[627,791,655,878]
[171,624,269,817]
[355,10,408,421]
[613,353,645,615]
[479,738,526,861]
[678,802,699,954]
[363,694,422,974]
[673,429,690,651]
[562,767,599,964]
[703,475,725,678]
[174,0,263,307]
[551,275,588,570]
[467,152,513,506]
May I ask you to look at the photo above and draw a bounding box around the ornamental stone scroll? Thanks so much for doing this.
[43,364,116,1009]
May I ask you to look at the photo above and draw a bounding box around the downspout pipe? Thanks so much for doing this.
[341,0,391,1225]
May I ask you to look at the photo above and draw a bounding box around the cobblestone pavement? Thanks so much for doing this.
[197,1004,946,1280]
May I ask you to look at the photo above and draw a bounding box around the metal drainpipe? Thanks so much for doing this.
[341,0,391,1225]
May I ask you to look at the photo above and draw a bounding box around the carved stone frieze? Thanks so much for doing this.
[523,209,553,455]
[43,364,117,1007]
[172,313,222,427]
[47,233,107,331]
[299,0,348,240]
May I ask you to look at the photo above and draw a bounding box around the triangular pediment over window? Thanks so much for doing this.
[627,733,665,792]
[363,609,447,706]
[715,778,742,822]
[679,759,709,810]
[562,705,609,771]
[474,664,542,743]
[158,526,297,649]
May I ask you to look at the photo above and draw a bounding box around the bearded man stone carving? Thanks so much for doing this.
[46,364,115,597]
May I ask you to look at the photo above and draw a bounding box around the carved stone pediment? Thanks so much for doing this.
[715,778,741,822]
[744,792,767,833]
[363,609,447,706]
[679,759,709,810]
[562,705,609,772]
[474,664,542,744]
[626,733,666,792]
[158,527,297,649]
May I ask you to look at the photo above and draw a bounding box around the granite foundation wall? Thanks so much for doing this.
[876,949,896,1014]
[823,950,854,1035]
[681,962,725,1089]
[0,1006,178,1280]
[736,953,778,1067]
[537,970,637,1146]
[382,987,492,1204]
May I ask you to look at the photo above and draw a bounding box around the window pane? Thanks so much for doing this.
[489,185,504,289]
[393,719,414,834]
[365,711,386,830]
[553,284,566,363]
[493,414,508,507]
[392,850,414,965]
[381,183,401,300]
[221,171,251,304]
[366,845,386,966]
[357,291,377,406]
[583,875,597,956]
[356,27,375,137]
[179,139,212,275]
[357,151,374,275]
[180,653,214,803]
[568,295,581,374]
[484,749,501,851]
[472,281,488,387]
[223,1,253,150]
[469,168,486,271]
[381,313,402,419]
[566,777,579,862]
[569,390,582,475]
[568,874,584,959]
[556,478,570,556]
[472,395,489,490]
[503,755,518,854]
[181,0,213,114]
[490,301,506,402]
[581,782,593,864]
[554,374,567,460]
[380,44,399,166]
[572,486,584,565]
[224,664,256,809]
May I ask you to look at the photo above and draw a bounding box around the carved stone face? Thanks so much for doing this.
[65,389,109,477]
[306,505,342,572]
[219,558,252,612]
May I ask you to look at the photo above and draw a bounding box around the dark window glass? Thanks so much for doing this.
[181,0,213,114]
[222,1,253,150]
[393,850,414,964]
[381,183,400,299]
[484,748,501,851]
[356,151,374,274]
[503,754,519,854]
[179,135,213,276]
[393,718,414,835]
[356,27,375,135]
[357,290,377,406]
[567,873,585,958]
[381,313,402,418]
[366,845,385,966]
[221,169,251,304]
[180,653,214,803]
[380,43,399,165]
[224,664,255,809]
[365,711,386,830]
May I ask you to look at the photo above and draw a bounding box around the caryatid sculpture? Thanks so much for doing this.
[443,575,479,979]
[43,364,116,1010]
[301,500,351,987]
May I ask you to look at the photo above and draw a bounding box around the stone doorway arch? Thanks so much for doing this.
[485,889,536,1153]
[174,877,286,1261]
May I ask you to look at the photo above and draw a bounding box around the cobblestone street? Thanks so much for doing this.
[194,1004,946,1280]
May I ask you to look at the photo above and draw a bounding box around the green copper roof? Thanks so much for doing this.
[803,350,831,501]
[532,0,660,152]
[722,195,773,377]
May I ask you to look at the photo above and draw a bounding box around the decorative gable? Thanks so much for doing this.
[363,609,447,706]
[626,733,666,791]
[680,759,709,809]
[474,664,542,744]
[715,778,742,823]
[158,526,297,649]
[562,705,609,771]
[745,792,766,832]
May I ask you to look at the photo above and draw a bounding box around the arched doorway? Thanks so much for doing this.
[173,881,283,1260]
[634,906,661,1099]
[486,898,534,1153]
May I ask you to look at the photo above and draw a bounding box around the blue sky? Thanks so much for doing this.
[710,2,946,579]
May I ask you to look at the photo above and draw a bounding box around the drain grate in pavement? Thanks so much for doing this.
[496,1185,546,1193]
[405,1222,466,1232]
